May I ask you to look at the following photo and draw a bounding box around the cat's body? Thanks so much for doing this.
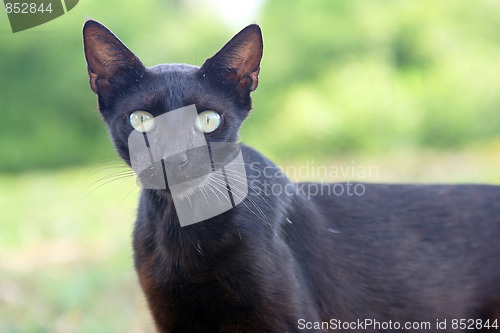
[83,20,500,332]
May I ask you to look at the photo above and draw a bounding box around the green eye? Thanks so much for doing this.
[130,110,155,133]
[195,110,222,134]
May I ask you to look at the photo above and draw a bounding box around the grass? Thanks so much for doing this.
[0,165,153,333]
[1,145,500,332]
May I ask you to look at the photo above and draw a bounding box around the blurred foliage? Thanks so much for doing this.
[1,0,500,172]
[0,166,154,332]
[248,0,500,160]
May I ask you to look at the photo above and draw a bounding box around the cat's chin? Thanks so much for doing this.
[169,174,212,201]
[142,174,211,200]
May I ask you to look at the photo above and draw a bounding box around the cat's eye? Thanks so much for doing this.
[195,110,222,134]
[130,110,155,133]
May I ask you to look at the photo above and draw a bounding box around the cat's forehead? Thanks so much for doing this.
[148,63,199,75]
[117,62,222,113]
[145,63,202,93]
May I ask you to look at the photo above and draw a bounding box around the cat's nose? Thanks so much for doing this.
[164,153,189,169]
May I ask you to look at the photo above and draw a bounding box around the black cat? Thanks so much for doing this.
[83,20,500,332]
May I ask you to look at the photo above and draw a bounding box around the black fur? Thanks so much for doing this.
[83,20,500,332]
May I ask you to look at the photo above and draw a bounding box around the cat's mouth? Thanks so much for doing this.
[135,161,211,193]
[134,143,242,191]
[138,168,236,209]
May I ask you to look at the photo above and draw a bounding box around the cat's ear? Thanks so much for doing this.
[83,20,145,102]
[199,24,263,106]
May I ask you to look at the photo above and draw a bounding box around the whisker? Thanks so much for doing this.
[208,175,274,232]
[73,164,136,206]
[222,169,277,210]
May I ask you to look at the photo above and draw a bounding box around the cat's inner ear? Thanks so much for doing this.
[200,24,263,93]
[83,20,145,95]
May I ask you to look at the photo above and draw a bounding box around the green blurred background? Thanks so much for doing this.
[1,0,500,331]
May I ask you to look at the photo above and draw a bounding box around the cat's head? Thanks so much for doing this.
[83,20,262,200]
